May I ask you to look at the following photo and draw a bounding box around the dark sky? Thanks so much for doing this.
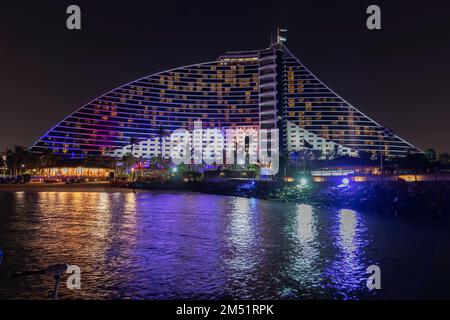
[1,0,449,153]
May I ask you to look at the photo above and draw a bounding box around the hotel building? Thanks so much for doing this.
[30,37,422,161]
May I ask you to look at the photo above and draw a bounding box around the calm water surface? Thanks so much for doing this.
[1,190,449,299]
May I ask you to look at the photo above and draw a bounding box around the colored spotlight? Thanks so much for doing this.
[342,178,350,185]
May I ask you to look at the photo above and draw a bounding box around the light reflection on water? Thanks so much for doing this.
[0,190,449,299]
[281,204,323,298]
[323,209,370,299]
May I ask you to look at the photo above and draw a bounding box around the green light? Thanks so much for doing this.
[300,178,308,186]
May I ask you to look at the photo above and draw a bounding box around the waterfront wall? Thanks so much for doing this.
[128,179,450,219]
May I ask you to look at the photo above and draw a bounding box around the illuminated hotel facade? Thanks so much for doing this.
[31,39,422,161]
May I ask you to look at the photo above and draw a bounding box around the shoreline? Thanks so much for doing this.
[0,182,130,193]
[129,179,450,220]
[2,180,450,221]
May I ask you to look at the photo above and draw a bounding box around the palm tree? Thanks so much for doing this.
[24,152,39,171]
[40,149,56,168]
[311,149,322,161]
[0,154,6,175]
[129,137,137,157]
[299,148,310,171]
[150,155,169,170]
[6,146,28,176]
[121,153,135,179]
[157,126,169,160]
[425,148,437,162]
[247,163,261,179]
[127,137,138,180]
[289,151,301,168]
[439,153,450,164]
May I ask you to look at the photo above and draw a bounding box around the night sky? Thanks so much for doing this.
[1,0,449,154]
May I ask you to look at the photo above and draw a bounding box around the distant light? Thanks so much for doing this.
[172,167,177,173]
[300,178,308,186]
[342,178,350,185]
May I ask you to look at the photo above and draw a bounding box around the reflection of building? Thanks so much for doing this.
[31,36,422,160]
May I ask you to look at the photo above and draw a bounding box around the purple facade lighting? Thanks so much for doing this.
[30,42,422,160]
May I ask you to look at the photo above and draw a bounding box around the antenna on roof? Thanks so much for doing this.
[277,27,288,44]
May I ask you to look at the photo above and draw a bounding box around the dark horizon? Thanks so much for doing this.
[1,0,449,154]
